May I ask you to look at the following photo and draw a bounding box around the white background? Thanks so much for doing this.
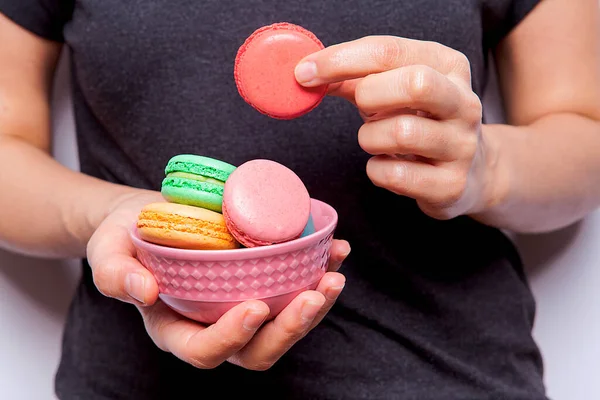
[1,44,599,400]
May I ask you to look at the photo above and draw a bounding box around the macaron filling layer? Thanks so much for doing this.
[166,172,225,187]
[138,211,236,244]
[162,177,224,196]
[222,201,274,247]
[222,200,301,247]
[165,161,234,182]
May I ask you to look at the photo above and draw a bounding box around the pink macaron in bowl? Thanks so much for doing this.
[130,198,337,324]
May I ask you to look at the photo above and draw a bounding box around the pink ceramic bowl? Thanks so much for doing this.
[130,198,337,324]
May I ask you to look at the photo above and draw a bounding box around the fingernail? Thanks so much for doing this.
[295,61,317,84]
[301,300,323,323]
[243,307,268,331]
[125,273,146,304]
[325,284,345,301]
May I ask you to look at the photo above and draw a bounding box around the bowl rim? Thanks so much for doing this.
[130,198,338,261]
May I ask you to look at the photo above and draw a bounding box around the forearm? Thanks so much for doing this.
[472,113,600,233]
[0,135,148,258]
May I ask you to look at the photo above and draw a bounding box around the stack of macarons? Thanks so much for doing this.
[161,154,233,213]
[137,155,239,250]
[136,154,315,251]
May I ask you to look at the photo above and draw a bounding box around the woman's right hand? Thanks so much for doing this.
[86,189,349,370]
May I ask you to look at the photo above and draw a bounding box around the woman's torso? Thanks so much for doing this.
[54,1,546,398]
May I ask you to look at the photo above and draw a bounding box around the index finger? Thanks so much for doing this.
[294,36,471,87]
[328,238,351,272]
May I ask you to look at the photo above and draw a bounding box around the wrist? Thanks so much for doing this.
[467,124,511,217]
[63,181,150,256]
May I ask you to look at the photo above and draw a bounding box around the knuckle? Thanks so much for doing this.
[394,117,420,150]
[141,309,160,334]
[448,50,472,81]
[458,132,478,161]
[154,317,177,341]
[412,169,433,192]
[91,262,114,297]
[445,172,467,204]
[465,95,483,123]
[374,38,405,70]
[216,333,246,352]
[384,163,409,190]
[85,238,95,259]
[279,323,306,344]
[453,51,471,70]
[142,313,174,352]
[405,67,435,103]
[423,169,467,209]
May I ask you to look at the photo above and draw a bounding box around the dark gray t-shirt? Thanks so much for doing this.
[1,1,547,399]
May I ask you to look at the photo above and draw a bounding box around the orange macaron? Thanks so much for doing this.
[137,202,240,250]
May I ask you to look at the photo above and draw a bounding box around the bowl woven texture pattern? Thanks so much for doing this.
[136,232,333,301]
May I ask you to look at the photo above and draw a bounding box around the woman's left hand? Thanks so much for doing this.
[295,36,497,220]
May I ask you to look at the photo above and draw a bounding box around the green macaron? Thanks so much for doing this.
[161,154,236,212]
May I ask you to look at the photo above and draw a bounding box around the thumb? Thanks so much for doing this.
[87,216,159,305]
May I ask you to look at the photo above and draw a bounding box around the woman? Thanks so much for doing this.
[0,0,598,398]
